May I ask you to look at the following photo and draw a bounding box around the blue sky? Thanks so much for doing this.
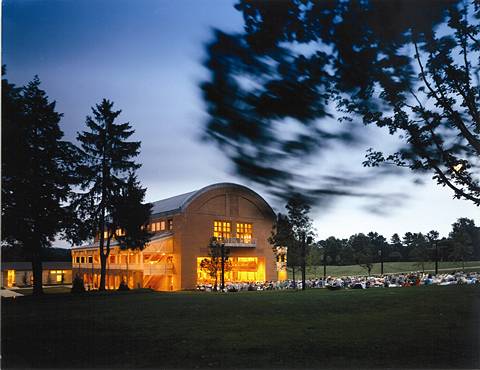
[3,0,479,243]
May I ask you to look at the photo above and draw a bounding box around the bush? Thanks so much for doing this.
[71,275,85,294]
[118,280,130,291]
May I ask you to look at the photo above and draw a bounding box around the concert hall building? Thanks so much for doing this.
[71,183,286,291]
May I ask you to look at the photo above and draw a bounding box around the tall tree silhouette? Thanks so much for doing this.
[1,74,76,295]
[112,173,152,282]
[202,0,479,205]
[74,99,142,291]
[349,233,375,276]
[269,213,299,285]
[286,195,315,290]
[448,218,478,268]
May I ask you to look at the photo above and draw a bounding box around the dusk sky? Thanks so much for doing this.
[3,0,479,243]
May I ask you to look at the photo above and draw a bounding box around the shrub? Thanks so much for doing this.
[118,280,130,291]
[71,275,85,293]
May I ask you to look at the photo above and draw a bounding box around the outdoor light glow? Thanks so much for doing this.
[453,163,464,172]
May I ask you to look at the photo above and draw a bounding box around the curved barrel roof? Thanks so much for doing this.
[150,182,274,217]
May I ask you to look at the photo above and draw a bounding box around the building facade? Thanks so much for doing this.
[1,262,72,288]
[71,183,282,291]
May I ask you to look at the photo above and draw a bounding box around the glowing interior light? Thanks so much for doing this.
[453,163,464,172]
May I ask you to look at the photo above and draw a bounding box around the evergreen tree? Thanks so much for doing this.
[112,173,152,284]
[1,74,76,295]
[74,99,142,291]
[112,173,152,251]
[390,233,404,261]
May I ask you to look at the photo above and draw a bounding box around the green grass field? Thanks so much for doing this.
[2,285,479,369]
[301,260,480,278]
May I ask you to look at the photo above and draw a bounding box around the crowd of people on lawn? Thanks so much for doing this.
[196,271,479,292]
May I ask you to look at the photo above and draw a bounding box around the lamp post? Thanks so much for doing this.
[300,235,313,291]
[323,251,327,280]
[378,248,384,275]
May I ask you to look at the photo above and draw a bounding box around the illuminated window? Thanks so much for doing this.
[115,228,125,236]
[213,221,231,240]
[56,274,62,283]
[168,219,173,230]
[236,223,253,242]
[88,256,93,264]
[7,270,15,287]
[103,231,109,239]
[151,221,165,232]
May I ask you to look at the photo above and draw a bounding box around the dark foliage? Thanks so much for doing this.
[117,280,130,291]
[72,99,146,290]
[313,218,479,267]
[71,275,86,294]
[269,195,315,288]
[202,0,479,206]
[1,246,71,262]
[112,173,152,253]
[1,72,78,295]
[199,237,232,289]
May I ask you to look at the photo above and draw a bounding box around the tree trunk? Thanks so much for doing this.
[126,253,129,288]
[292,266,296,289]
[99,235,112,291]
[301,242,306,291]
[31,248,43,296]
[99,252,107,290]
[221,244,225,290]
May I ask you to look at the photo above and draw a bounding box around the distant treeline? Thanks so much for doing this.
[307,218,480,266]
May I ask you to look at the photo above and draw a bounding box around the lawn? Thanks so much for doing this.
[302,260,480,278]
[2,285,479,369]
[9,286,72,296]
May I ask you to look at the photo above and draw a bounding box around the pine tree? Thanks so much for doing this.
[112,173,152,284]
[75,99,142,291]
[1,74,75,295]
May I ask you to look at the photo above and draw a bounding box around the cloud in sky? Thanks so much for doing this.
[3,0,478,242]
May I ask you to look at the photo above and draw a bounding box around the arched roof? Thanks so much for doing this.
[150,182,274,217]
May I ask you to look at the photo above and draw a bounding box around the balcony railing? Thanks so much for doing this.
[218,237,257,247]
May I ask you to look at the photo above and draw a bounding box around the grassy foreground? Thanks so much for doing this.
[303,260,480,278]
[2,286,479,369]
